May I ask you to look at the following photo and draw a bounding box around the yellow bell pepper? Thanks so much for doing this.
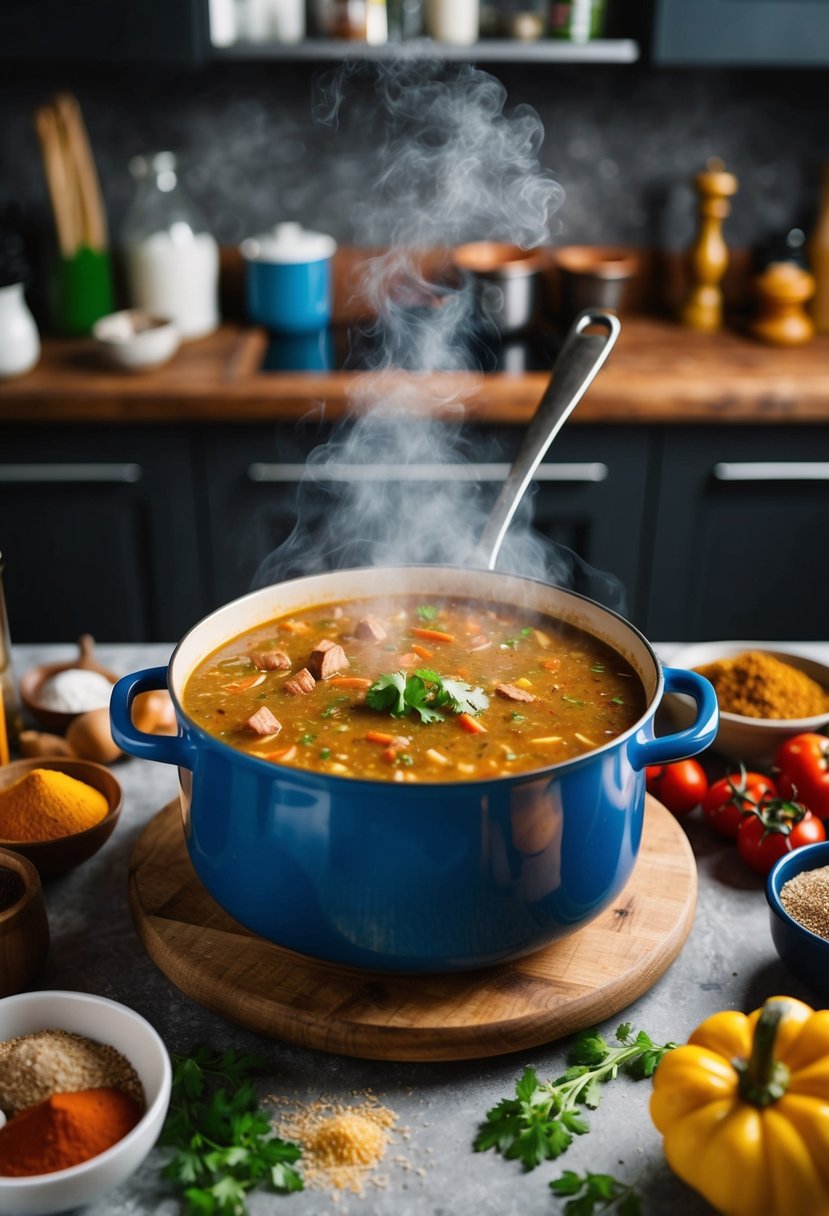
[651,997,829,1216]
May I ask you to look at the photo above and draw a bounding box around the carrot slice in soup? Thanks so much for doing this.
[365,730,396,745]
[411,627,455,643]
[411,644,434,660]
[458,713,486,734]
[224,673,266,694]
[264,744,297,763]
[328,676,372,689]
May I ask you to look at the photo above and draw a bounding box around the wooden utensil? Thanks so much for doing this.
[34,105,80,258]
[54,92,109,251]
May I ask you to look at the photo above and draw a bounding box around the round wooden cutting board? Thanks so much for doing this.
[128,795,696,1061]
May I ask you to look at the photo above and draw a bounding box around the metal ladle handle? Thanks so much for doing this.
[473,308,621,571]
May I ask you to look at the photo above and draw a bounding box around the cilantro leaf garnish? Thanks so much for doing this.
[160,1047,303,1212]
[550,1169,642,1216]
[366,669,489,724]
[474,1025,676,1171]
[417,604,439,621]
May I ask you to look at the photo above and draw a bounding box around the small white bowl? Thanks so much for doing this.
[666,641,829,764]
[0,990,171,1215]
[92,310,180,372]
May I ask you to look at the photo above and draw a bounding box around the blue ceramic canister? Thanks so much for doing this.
[241,223,337,333]
[110,567,718,975]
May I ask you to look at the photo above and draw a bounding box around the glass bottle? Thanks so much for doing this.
[549,0,605,41]
[122,152,220,341]
[0,553,22,762]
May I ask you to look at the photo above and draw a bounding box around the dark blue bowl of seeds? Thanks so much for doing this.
[767,841,829,999]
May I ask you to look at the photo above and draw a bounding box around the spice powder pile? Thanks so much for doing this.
[695,650,829,720]
[780,865,829,939]
[0,1029,145,1116]
[271,1093,399,1196]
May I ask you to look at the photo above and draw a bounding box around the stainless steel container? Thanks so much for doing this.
[452,242,544,333]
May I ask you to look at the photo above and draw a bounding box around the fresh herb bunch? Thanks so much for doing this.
[160,1046,303,1215]
[550,1169,641,1216]
[366,668,489,723]
[474,1023,676,1170]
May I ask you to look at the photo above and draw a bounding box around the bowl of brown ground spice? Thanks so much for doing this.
[767,841,829,999]
[665,642,829,763]
[0,989,171,1214]
[0,759,122,877]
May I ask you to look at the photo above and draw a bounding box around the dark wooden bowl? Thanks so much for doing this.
[0,758,123,878]
[0,846,49,995]
[19,635,119,734]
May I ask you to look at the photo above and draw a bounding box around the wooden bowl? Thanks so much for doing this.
[20,634,119,734]
[0,757,123,878]
[0,846,49,996]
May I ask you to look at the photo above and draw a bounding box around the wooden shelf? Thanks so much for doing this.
[211,37,640,64]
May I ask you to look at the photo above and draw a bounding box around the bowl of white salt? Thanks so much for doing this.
[20,636,118,734]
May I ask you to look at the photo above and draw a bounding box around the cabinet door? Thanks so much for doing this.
[201,424,653,626]
[4,0,210,64]
[0,427,205,642]
[646,426,829,641]
[654,0,829,64]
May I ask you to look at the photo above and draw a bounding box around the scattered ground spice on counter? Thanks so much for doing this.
[780,865,829,938]
[0,866,24,913]
[0,768,108,842]
[694,651,829,719]
[270,1092,400,1196]
[0,1087,142,1176]
[0,1029,144,1116]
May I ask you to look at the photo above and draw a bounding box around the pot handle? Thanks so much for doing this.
[628,667,719,771]
[110,667,196,769]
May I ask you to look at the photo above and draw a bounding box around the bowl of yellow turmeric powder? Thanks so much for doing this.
[665,642,829,763]
[0,760,122,878]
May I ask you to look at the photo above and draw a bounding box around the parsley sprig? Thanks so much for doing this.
[160,1047,303,1214]
[474,1024,676,1171]
[366,668,489,723]
[550,1169,641,1216]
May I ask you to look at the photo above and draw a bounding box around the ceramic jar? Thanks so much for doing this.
[0,283,40,379]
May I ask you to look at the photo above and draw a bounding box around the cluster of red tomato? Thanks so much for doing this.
[645,732,829,875]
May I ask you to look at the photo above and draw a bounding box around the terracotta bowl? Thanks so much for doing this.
[20,635,119,734]
[0,757,123,878]
[0,846,49,996]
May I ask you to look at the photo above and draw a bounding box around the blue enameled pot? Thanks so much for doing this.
[111,567,717,974]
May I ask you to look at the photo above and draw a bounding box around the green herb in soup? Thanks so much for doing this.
[182,596,647,783]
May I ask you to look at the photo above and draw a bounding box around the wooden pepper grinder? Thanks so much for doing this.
[680,158,739,332]
[750,262,816,346]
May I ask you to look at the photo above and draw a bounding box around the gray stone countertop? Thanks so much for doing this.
[9,642,827,1216]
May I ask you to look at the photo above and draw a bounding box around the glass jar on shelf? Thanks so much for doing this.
[493,0,546,39]
[122,152,220,342]
[549,0,606,41]
[314,0,369,38]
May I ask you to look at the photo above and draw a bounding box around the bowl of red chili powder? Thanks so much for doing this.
[0,990,171,1214]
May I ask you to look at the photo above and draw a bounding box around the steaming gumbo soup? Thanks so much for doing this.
[182,595,646,782]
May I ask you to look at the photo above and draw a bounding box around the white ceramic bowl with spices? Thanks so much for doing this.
[767,841,829,1001]
[0,990,171,1215]
[665,641,829,764]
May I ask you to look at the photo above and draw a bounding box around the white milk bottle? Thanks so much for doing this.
[122,152,220,341]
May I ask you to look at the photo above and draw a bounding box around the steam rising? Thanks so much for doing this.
[253,60,625,614]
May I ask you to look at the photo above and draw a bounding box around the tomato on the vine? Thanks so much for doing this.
[702,769,778,839]
[775,733,829,821]
[646,759,708,817]
[737,799,826,876]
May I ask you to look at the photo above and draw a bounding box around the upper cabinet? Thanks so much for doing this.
[653,0,829,66]
[3,0,211,65]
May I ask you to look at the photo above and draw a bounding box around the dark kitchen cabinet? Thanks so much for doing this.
[2,0,211,65]
[199,423,652,627]
[0,427,207,643]
[653,0,829,65]
[645,426,829,641]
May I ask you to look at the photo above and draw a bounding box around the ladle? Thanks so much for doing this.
[474,308,620,570]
